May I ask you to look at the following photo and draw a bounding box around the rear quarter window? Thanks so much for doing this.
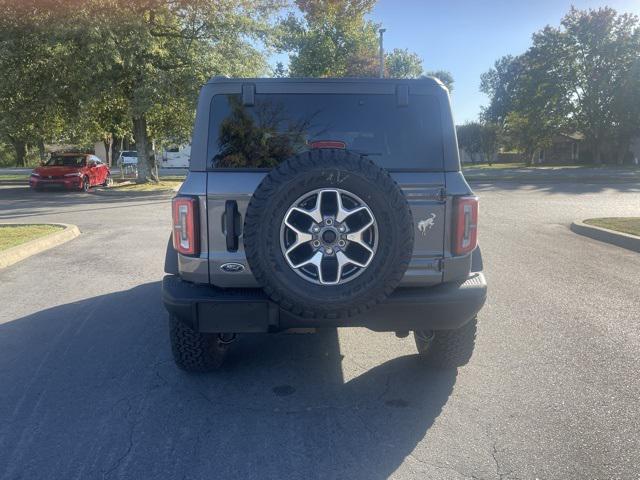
[208,93,443,170]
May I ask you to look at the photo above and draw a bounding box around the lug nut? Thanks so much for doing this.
[325,247,333,255]
[312,225,320,233]
[325,218,333,225]
[338,225,346,232]
[338,240,346,247]
[312,240,321,247]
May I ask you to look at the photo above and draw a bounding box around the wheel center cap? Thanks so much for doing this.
[321,229,337,244]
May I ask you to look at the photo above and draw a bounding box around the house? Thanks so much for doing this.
[535,133,584,164]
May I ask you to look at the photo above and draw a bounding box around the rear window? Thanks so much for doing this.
[208,93,443,170]
[45,155,85,167]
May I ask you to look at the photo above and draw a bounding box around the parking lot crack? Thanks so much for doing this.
[102,396,142,479]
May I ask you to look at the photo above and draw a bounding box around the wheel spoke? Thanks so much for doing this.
[335,192,368,223]
[291,250,323,270]
[285,231,312,255]
[288,208,321,228]
[338,247,370,269]
[345,218,375,253]
[284,217,313,243]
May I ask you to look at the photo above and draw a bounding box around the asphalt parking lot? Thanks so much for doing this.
[1,180,639,480]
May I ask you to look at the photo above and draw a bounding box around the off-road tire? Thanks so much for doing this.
[244,149,414,319]
[414,317,477,368]
[169,315,228,372]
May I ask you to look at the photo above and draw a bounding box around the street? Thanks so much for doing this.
[0,180,639,480]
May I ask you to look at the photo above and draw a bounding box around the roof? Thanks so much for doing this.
[206,76,444,88]
[48,152,92,157]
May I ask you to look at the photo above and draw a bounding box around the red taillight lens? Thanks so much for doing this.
[453,196,478,255]
[309,140,346,149]
[172,197,199,256]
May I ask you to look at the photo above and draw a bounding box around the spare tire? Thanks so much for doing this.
[244,149,414,319]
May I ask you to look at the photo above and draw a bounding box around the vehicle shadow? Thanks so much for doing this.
[0,282,457,480]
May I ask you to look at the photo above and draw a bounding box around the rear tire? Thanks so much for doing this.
[169,315,228,372]
[414,317,477,368]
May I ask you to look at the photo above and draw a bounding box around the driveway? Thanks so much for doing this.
[1,181,639,479]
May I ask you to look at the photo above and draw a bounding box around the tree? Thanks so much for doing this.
[481,47,568,165]
[69,0,281,182]
[0,3,77,165]
[557,7,640,163]
[481,7,640,164]
[273,61,288,78]
[480,55,524,124]
[0,0,281,175]
[456,122,483,163]
[385,48,423,78]
[278,0,380,77]
[479,122,499,165]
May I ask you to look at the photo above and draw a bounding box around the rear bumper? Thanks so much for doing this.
[162,272,487,333]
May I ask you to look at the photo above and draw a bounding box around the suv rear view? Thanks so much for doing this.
[163,77,486,371]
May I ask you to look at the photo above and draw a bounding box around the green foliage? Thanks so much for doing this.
[456,123,482,161]
[385,48,423,78]
[278,0,380,77]
[0,0,281,174]
[457,121,500,164]
[0,4,78,165]
[481,6,640,164]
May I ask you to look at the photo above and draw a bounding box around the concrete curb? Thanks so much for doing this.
[0,223,81,269]
[570,220,640,253]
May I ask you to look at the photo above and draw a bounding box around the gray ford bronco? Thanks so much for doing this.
[163,77,487,372]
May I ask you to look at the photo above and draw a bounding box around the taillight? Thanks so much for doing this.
[309,140,346,149]
[172,197,199,256]
[453,196,478,255]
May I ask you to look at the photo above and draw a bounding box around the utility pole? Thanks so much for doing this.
[378,28,386,78]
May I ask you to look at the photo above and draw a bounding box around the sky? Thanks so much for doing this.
[367,0,640,123]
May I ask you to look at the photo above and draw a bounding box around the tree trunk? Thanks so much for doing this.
[10,138,27,167]
[37,139,46,162]
[133,115,158,183]
[524,149,533,166]
[103,133,114,167]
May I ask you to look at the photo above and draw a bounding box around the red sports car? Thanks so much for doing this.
[30,153,110,192]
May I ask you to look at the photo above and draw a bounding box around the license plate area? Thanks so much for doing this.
[197,301,270,333]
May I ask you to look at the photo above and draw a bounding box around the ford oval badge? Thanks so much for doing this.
[220,262,245,273]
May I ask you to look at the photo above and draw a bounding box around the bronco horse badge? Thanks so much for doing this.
[417,213,436,236]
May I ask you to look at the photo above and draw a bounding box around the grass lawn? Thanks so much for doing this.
[0,224,64,251]
[109,179,183,192]
[0,174,29,180]
[584,218,640,237]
